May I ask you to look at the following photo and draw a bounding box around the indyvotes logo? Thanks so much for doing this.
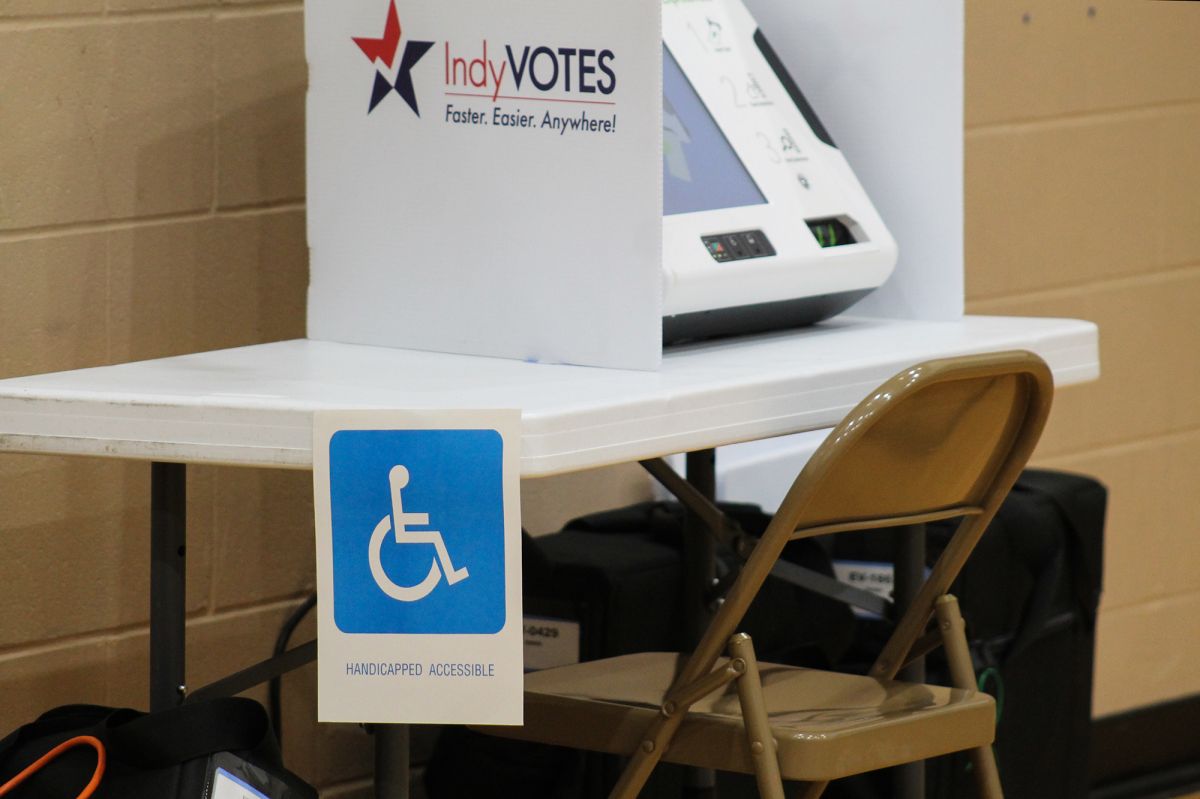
[328,429,506,635]
[352,0,434,115]
[350,0,621,136]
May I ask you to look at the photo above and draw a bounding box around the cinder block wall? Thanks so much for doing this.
[0,5,650,793]
[964,1,1200,715]
[0,0,1195,793]
[0,1,372,794]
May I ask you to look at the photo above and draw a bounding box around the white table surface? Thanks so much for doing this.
[0,315,1098,476]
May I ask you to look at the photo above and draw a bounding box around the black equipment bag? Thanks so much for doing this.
[430,469,1104,799]
[542,500,856,667]
[427,503,857,799]
[0,697,316,799]
[827,468,1106,799]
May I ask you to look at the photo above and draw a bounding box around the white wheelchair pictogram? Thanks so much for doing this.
[368,465,470,602]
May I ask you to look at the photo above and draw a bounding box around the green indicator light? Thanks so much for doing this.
[807,218,855,249]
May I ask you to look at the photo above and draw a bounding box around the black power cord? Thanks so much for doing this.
[269,592,317,744]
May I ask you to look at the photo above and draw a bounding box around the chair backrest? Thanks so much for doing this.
[677,350,1054,687]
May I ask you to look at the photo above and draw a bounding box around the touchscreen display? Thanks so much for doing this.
[663,45,767,216]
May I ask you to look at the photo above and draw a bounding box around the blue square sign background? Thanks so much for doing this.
[329,429,506,634]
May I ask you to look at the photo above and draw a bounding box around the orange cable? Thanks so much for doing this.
[0,735,106,799]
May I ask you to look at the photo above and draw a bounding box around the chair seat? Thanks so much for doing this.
[485,652,996,783]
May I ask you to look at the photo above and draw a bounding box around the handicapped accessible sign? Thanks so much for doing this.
[329,430,505,634]
[313,410,523,724]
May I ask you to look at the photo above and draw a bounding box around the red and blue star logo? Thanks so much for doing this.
[353,1,434,116]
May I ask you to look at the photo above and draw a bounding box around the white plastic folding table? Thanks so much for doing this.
[0,315,1099,795]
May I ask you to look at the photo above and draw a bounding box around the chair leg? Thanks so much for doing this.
[728,634,786,799]
[935,594,1004,799]
[607,712,683,799]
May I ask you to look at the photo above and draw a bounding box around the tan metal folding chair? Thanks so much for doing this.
[483,350,1053,799]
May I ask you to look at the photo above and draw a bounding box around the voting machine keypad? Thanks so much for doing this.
[702,230,776,263]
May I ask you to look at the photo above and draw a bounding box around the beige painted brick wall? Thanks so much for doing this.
[0,1,1194,793]
[0,1,372,793]
[0,2,649,792]
[965,0,1200,714]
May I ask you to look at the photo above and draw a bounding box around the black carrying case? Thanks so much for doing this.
[428,506,854,798]
[828,468,1105,799]
[529,501,856,668]
[0,697,316,799]
[429,469,1105,799]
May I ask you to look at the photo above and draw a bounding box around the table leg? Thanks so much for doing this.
[374,725,410,799]
[682,450,717,644]
[150,461,187,712]
[893,524,926,799]
[683,449,717,799]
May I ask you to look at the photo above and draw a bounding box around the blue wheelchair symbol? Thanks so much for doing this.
[369,465,470,602]
[329,429,506,634]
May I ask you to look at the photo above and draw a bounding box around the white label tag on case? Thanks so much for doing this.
[832,560,894,618]
[523,616,581,670]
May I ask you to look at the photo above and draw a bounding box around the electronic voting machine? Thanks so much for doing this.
[661,0,896,341]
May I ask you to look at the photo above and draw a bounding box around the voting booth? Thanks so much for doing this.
[300,0,983,730]
[304,0,958,371]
